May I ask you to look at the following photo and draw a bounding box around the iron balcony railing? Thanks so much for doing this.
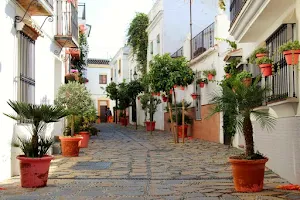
[265,24,296,103]
[230,0,247,27]
[192,22,214,59]
[78,3,86,20]
[71,3,79,42]
[45,0,54,8]
[171,47,183,58]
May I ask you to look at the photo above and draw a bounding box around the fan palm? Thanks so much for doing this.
[4,100,68,158]
[209,78,276,158]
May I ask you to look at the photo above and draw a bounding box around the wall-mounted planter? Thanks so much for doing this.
[242,78,252,87]
[180,86,185,90]
[256,53,267,58]
[283,50,300,65]
[199,82,205,88]
[259,64,272,77]
[208,74,214,81]
[226,73,231,79]
[191,93,197,100]
[162,96,168,102]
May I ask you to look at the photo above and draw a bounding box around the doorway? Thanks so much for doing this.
[100,105,107,122]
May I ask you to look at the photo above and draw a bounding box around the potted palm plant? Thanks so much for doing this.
[279,40,300,65]
[196,78,208,88]
[4,101,67,188]
[55,82,93,157]
[236,71,252,87]
[209,78,275,192]
[203,69,216,81]
[256,57,273,77]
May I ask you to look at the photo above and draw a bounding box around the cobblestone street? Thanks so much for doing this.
[1,124,300,200]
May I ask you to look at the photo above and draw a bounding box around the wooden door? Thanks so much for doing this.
[100,106,107,122]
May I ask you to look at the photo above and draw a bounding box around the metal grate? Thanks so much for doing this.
[171,47,183,58]
[230,0,247,27]
[72,162,112,170]
[192,23,214,59]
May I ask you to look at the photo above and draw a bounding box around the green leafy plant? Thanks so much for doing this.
[279,40,300,53]
[208,78,276,159]
[249,47,268,64]
[140,93,161,122]
[203,69,216,77]
[89,127,99,136]
[218,0,226,11]
[55,82,93,137]
[80,105,97,132]
[71,32,89,73]
[4,100,67,158]
[127,13,149,75]
[170,111,192,125]
[196,78,208,84]
[256,57,273,65]
[215,38,237,50]
[236,71,252,80]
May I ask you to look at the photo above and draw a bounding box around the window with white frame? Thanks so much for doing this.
[156,34,160,55]
[20,32,35,104]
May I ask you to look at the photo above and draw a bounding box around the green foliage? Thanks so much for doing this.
[215,38,237,50]
[224,58,240,75]
[5,100,67,157]
[106,82,119,100]
[148,54,194,92]
[171,111,192,125]
[118,82,131,110]
[203,69,216,77]
[279,40,300,53]
[80,105,97,131]
[127,80,144,103]
[255,57,273,65]
[236,71,252,80]
[127,13,149,75]
[89,127,99,136]
[218,0,226,11]
[196,78,208,84]
[249,47,268,64]
[72,32,89,73]
[165,100,192,112]
[208,78,276,158]
[140,93,161,121]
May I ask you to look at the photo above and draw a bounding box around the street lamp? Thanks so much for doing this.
[133,71,138,80]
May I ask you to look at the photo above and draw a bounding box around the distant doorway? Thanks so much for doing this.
[100,105,107,122]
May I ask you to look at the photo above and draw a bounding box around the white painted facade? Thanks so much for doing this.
[0,0,68,181]
[110,46,130,84]
[228,0,300,184]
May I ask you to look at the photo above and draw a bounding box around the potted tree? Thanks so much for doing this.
[279,40,300,65]
[209,78,275,192]
[4,101,67,188]
[55,82,93,157]
[236,71,252,87]
[203,69,216,81]
[256,57,273,77]
[249,47,268,64]
[196,78,208,88]
[140,93,161,131]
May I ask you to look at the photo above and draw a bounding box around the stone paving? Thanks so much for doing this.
[1,123,300,200]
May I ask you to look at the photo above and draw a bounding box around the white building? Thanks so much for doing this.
[110,46,130,84]
[0,0,81,181]
[86,59,114,122]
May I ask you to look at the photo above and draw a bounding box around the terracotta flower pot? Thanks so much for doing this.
[156,92,160,96]
[199,82,205,88]
[145,121,155,131]
[191,93,197,100]
[173,85,177,88]
[242,78,252,87]
[17,155,53,188]
[208,74,214,81]
[283,50,300,65]
[180,86,185,90]
[59,136,83,157]
[78,131,90,148]
[177,125,188,138]
[120,117,128,126]
[259,64,272,77]
[169,89,173,94]
[256,53,267,58]
[229,157,268,192]
[226,73,231,79]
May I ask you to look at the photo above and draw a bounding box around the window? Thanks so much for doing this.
[20,32,35,104]
[150,41,153,54]
[118,59,121,74]
[157,34,160,55]
[99,74,107,84]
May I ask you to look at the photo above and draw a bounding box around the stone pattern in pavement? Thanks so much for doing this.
[0,124,300,200]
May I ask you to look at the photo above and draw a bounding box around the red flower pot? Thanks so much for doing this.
[229,157,268,192]
[177,125,188,138]
[199,82,205,88]
[78,131,90,148]
[156,92,160,96]
[180,86,185,90]
[145,121,155,131]
[120,117,128,126]
[120,117,125,125]
[17,155,53,188]
[242,78,252,87]
[162,96,168,102]
[283,50,300,65]
[259,64,272,77]
[256,53,267,58]
[191,93,197,100]
[173,85,177,88]
[208,74,214,81]
[169,89,173,94]
[152,92,156,96]
[59,136,83,157]
[226,73,231,79]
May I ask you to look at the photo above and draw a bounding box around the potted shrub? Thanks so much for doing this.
[55,82,93,157]
[171,111,192,138]
[249,47,268,64]
[279,40,300,65]
[236,71,252,87]
[196,78,208,88]
[256,57,273,77]
[209,78,275,192]
[203,69,216,81]
[140,93,161,131]
[4,101,67,188]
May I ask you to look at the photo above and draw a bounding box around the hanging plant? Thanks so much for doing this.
[256,57,273,77]
[279,41,300,65]
[196,78,208,88]
[203,69,216,81]
[249,47,268,64]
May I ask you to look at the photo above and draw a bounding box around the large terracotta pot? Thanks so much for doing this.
[59,136,83,157]
[242,78,252,87]
[229,157,268,192]
[78,131,90,148]
[145,121,155,131]
[17,155,53,188]
[259,64,272,77]
[283,50,300,65]
[177,125,188,138]
[120,117,128,126]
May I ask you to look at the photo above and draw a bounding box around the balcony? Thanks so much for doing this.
[171,47,183,58]
[192,23,215,59]
[16,0,54,16]
[55,0,79,48]
[229,0,295,43]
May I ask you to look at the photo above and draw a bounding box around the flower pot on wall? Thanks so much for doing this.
[191,93,197,100]
[208,74,214,81]
[145,121,155,131]
[59,136,83,157]
[177,125,188,138]
[17,155,53,188]
[256,53,267,58]
[162,96,168,102]
[180,86,185,90]
[259,64,272,77]
[283,50,300,65]
[199,82,205,88]
[242,78,252,87]
[229,157,268,192]
[226,73,231,79]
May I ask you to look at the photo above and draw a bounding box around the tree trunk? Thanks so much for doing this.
[173,88,178,143]
[243,114,254,157]
[32,128,39,157]
[71,115,75,137]
[115,100,118,124]
[168,102,176,143]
